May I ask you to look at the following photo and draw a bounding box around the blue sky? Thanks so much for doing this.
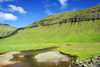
[0,0,100,28]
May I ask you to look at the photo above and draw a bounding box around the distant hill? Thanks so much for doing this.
[0,4,100,44]
[0,24,17,37]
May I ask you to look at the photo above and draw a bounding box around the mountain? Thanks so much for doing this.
[26,4,100,28]
[0,4,100,44]
[0,24,17,38]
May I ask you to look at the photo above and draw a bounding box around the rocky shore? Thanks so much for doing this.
[72,55,100,67]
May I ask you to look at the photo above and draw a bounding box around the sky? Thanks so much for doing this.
[0,0,100,28]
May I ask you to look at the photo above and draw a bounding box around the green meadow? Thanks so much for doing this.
[0,44,59,53]
[58,43,100,61]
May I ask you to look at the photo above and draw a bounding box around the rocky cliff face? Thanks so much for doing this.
[18,13,100,30]
[23,4,100,30]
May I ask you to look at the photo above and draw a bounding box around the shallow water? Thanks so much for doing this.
[2,47,76,67]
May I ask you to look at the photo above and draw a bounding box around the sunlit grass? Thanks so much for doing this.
[58,43,100,61]
[0,43,100,62]
[0,43,64,53]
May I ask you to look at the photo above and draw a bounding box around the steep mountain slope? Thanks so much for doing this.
[0,4,100,44]
[0,20,99,44]
[26,4,100,28]
[0,24,17,37]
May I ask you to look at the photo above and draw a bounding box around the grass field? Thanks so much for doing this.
[0,43,100,61]
[58,43,100,61]
[0,43,63,53]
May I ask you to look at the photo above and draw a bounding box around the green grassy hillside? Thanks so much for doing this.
[0,20,99,44]
[0,24,17,37]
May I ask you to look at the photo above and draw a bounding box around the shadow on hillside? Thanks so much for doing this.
[0,29,19,39]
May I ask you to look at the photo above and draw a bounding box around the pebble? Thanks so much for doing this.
[94,55,98,59]
[84,64,87,67]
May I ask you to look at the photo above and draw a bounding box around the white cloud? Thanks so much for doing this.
[58,0,68,9]
[45,8,54,15]
[8,5,27,14]
[0,0,13,2]
[0,12,17,21]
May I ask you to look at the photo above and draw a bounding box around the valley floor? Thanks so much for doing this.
[0,43,100,61]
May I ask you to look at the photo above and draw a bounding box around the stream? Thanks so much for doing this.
[1,47,76,67]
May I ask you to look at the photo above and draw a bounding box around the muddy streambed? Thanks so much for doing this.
[0,47,76,67]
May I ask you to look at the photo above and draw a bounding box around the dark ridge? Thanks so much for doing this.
[18,14,100,30]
